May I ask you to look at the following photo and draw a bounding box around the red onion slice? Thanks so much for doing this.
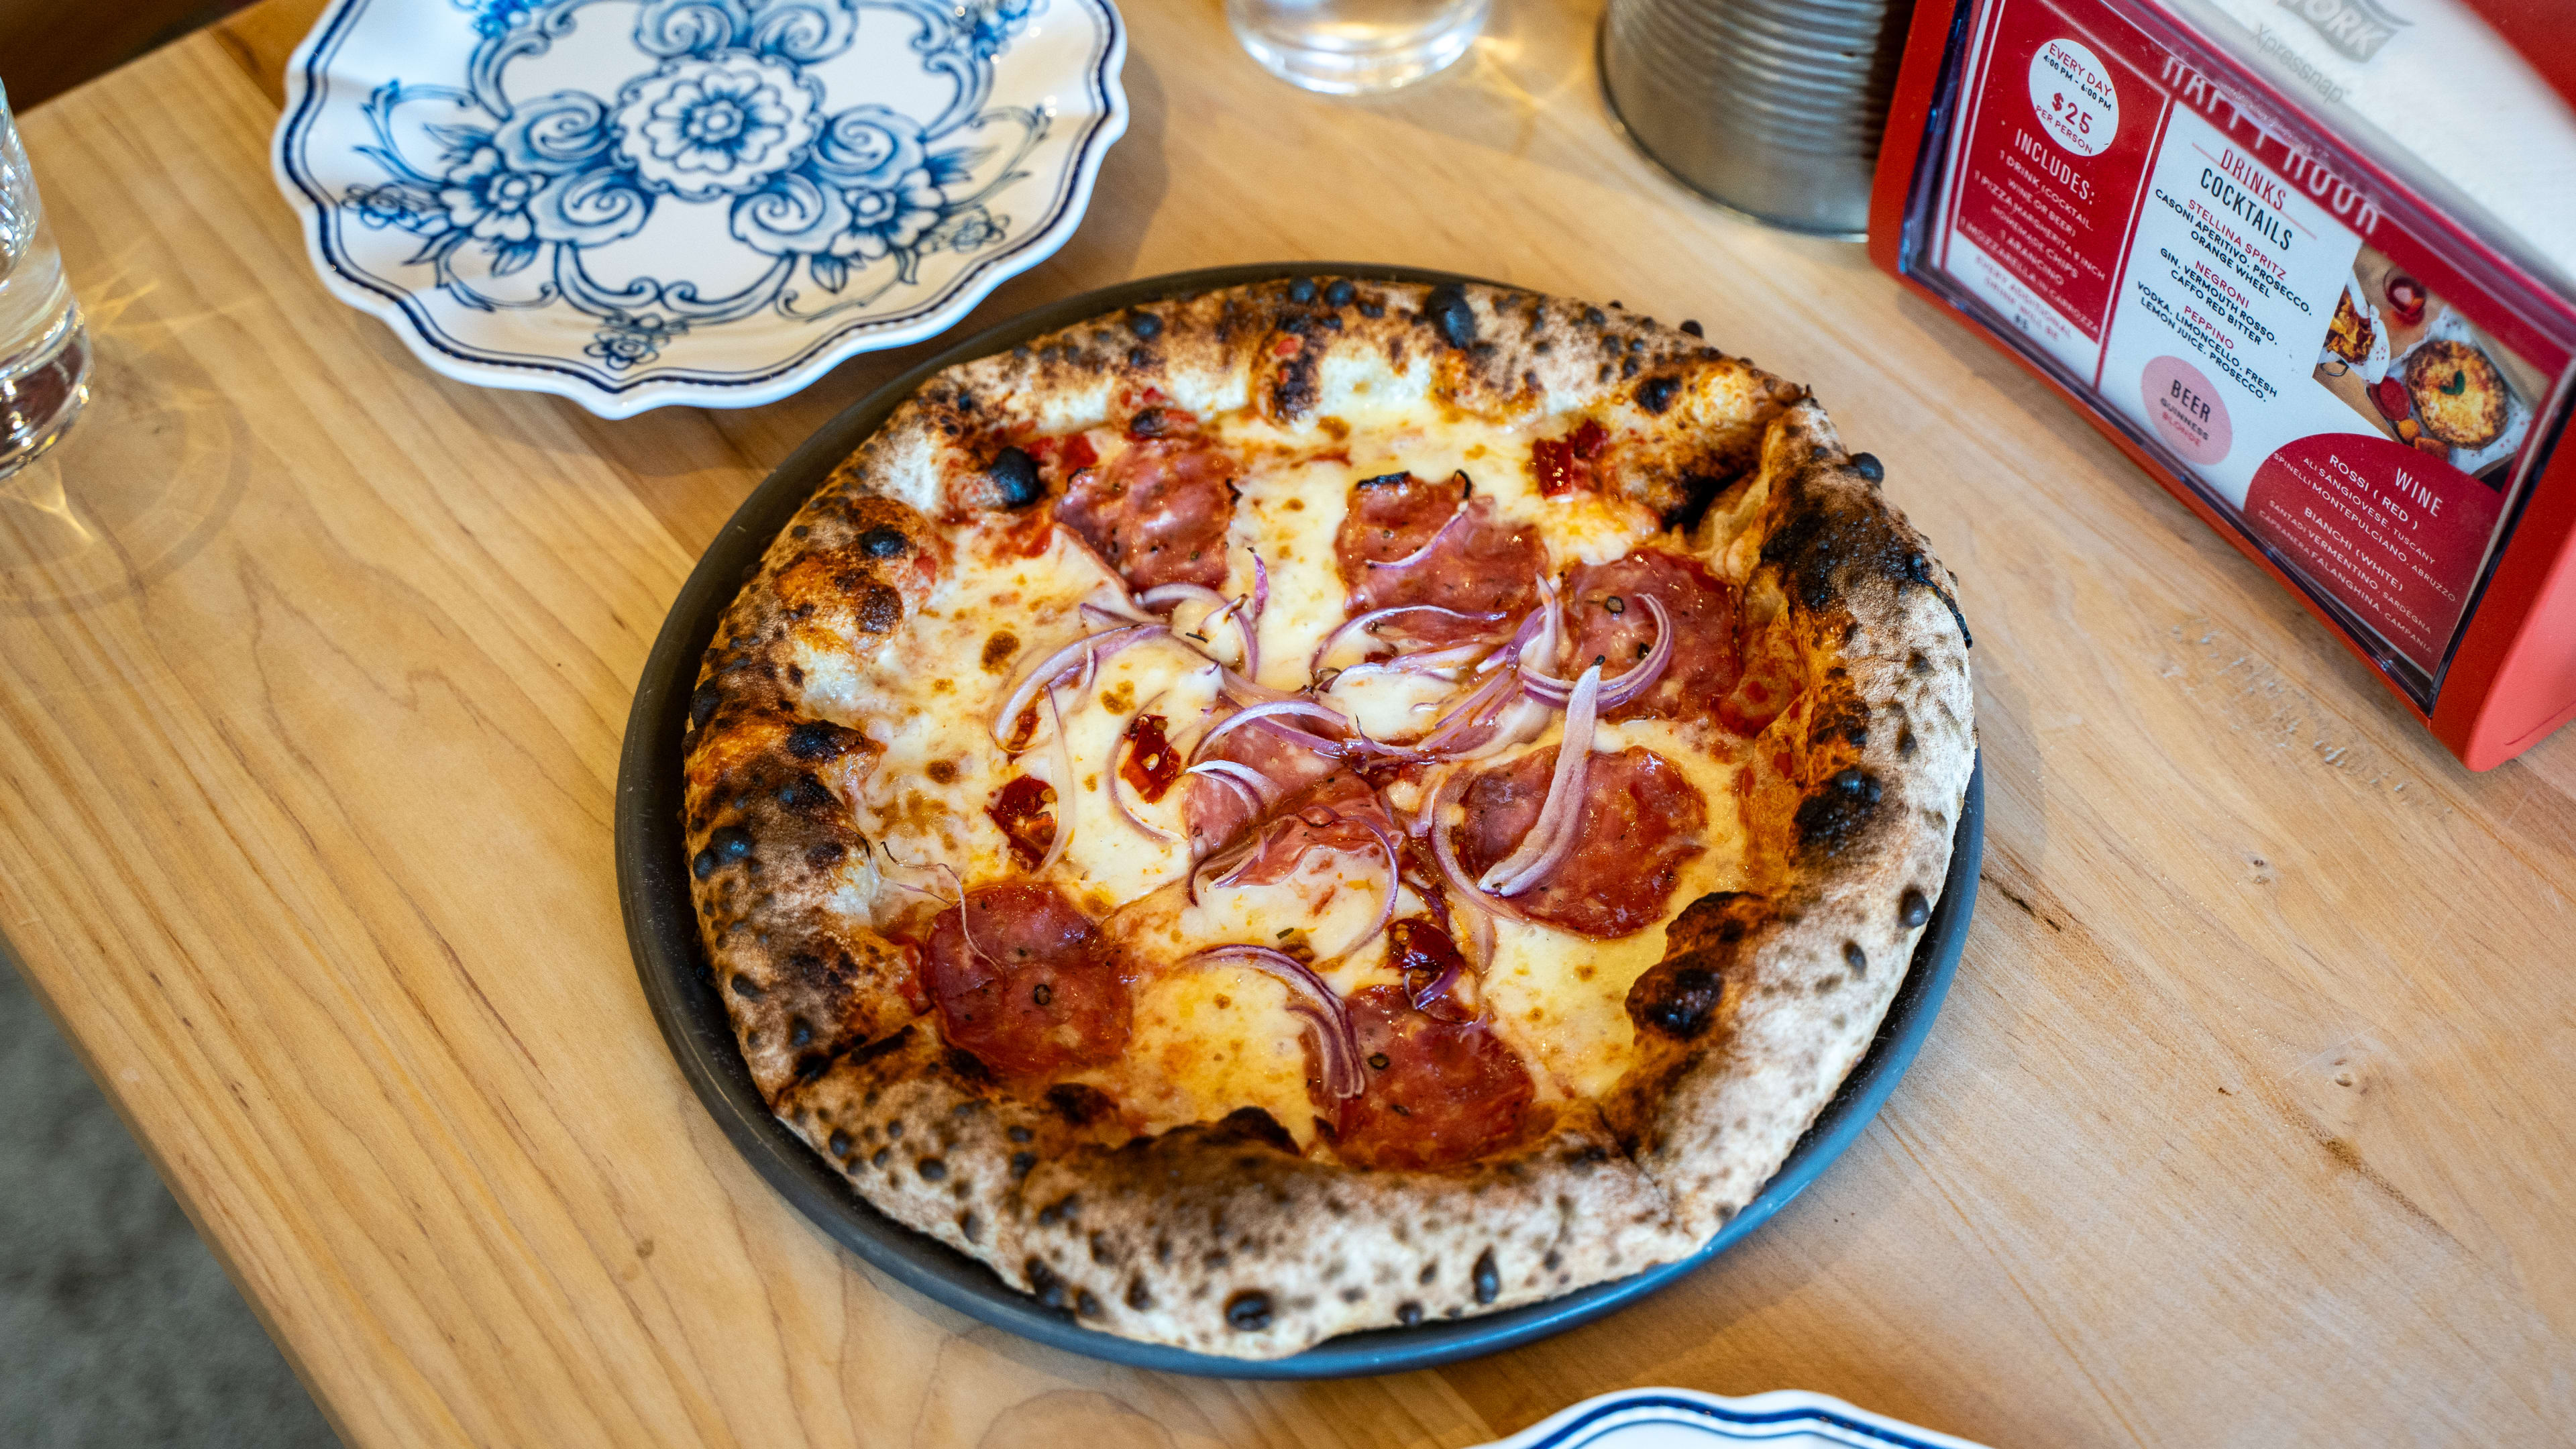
[1250,550,1270,623]
[1136,582,1229,614]
[1411,664,1521,757]
[1522,594,1672,709]
[1364,501,1467,572]
[1407,947,1462,1014]
[1309,605,1509,674]
[1034,685,1078,875]
[1195,698,1351,757]
[988,623,1164,749]
[1142,582,1258,674]
[1342,813,1401,961]
[1426,769,1535,928]
[1079,599,1156,629]
[1185,759,1282,808]
[1482,663,1602,897]
[1219,668,1303,706]
[1178,945,1364,1099]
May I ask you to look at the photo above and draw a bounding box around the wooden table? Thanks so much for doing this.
[5,0,2571,1442]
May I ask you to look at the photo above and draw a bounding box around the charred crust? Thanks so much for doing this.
[1268,334,1321,421]
[1635,375,1681,414]
[1635,967,1727,1040]
[1044,1082,1117,1125]
[1212,1106,1297,1153]
[987,447,1043,509]
[1628,892,1768,1042]
[1225,1290,1275,1330]
[787,720,862,761]
[1420,282,1477,350]
[1794,767,1885,857]
[1026,1258,1069,1310]
[1760,472,1921,613]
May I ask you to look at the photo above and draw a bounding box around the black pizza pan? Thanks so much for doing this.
[614,262,1983,1379]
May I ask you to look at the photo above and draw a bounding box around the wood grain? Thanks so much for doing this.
[0,0,2569,1444]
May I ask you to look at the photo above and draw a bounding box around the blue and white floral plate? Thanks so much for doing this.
[1479,1389,1994,1449]
[274,0,1127,416]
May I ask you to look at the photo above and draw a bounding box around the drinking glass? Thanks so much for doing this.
[0,79,91,480]
[1227,0,1491,95]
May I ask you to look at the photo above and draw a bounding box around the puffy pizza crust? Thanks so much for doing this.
[682,278,1974,1357]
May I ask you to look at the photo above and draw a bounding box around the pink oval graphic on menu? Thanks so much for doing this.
[2141,355,2230,466]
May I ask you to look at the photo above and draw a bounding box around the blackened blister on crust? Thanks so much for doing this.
[787,719,862,761]
[1627,892,1767,1040]
[1045,1082,1117,1125]
[1793,767,1885,857]
[1760,479,1919,612]
[1421,282,1478,349]
[1269,331,1321,420]
[988,447,1044,508]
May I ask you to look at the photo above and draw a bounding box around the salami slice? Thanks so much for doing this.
[1056,436,1236,592]
[1452,746,1708,938]
[1181,717,1349,857]
[920,881,1130,1076]
[1331,985,1534,1171]
[1562,550,1741,727]
[1334,472,1544,619]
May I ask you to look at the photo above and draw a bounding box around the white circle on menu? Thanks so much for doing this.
[2029,36,2118,157]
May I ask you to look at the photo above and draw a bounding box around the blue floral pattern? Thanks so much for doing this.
[343,0,1055,371]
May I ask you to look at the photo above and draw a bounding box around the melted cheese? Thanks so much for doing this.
[1477,719,1752,1102]
[841,398,1760,1145]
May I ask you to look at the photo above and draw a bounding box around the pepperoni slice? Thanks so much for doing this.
[1332,985,1533,1171]
[920,882,1130,1076]
[1452,746,1708,938]
[1055,436,1236,592]
[1203,776,1391,891]
[1562,550,1742,727]
[1180,717,1350,857]
[1334,472,1544,619]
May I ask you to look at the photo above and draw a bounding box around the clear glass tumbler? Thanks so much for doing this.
[0,80,90,480]
[1228,0,1491,94]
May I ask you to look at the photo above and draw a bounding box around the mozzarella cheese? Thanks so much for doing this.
[847,407,1754,1141]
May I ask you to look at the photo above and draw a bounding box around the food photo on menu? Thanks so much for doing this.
[0,0,2571,1446]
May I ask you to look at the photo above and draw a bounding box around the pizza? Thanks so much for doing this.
[2403,338,2506,449]
[681,277,1975,1357]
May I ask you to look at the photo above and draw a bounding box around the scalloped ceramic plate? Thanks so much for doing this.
[273,0,1127,417]
[1479,1389,1994,1448]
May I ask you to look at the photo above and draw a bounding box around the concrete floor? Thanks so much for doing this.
[1,959,339,1448]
